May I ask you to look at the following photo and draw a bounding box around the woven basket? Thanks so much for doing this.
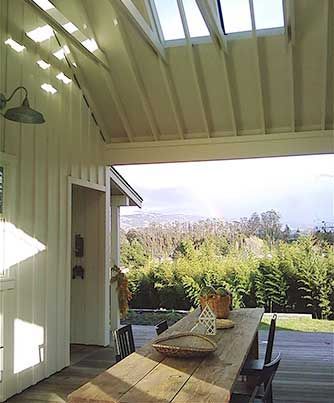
[152,332,217,358]
[200,294,230,319]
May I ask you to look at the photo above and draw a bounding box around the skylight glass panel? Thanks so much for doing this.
[253,0,284,30]
[63,22,79,34]
[26,25,54,42]
[32,0,55,11]
[4,38,25,52]
[182,0,209,37]
[153,0,185,40]
[220,0,252,33]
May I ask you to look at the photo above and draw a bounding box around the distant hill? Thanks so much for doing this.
[121,212,206,230]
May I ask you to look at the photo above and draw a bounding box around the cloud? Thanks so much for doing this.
[116,154,334,228]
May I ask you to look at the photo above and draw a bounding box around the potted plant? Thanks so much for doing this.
[199,286,231,319]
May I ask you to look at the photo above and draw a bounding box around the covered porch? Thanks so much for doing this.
[0,0,333,402]
[7,324,334,402]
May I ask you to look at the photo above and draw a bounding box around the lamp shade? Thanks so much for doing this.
[4,97,45,124]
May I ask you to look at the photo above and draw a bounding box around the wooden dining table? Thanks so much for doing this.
[68,307,264,403]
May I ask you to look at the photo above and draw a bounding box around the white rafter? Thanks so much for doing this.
[78,1,135,142]
[249,0,266,134]
[321,0,329,131]
[195,0,227,52]
[284,0,295,132]
[219,51,237,135]
[144,0,185,139]
[111,0,166,62]
[111,10,160,140]
[177,0,211,137]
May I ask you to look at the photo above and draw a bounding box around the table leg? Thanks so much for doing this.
[245,330,259,387]
[249,330,259,359]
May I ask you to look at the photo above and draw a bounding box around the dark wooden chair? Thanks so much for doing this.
[113,324,135,363]
[155,320,168,335]
[241,314,277,376]
[231,353,281,403]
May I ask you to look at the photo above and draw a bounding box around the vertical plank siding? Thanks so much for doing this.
[0,1,106,400]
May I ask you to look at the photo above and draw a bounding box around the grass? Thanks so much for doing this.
[259,316,334,332]
[123,309,334,333]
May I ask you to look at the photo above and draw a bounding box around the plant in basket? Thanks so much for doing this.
[199,285,232,319]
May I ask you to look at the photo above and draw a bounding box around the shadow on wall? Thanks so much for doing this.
[1,220,47,400]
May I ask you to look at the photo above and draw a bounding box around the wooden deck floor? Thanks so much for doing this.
[7,327,334,402]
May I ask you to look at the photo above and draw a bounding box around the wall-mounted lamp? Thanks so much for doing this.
[0,86,45,124]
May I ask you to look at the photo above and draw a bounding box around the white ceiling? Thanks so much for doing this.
[21,0,334,163]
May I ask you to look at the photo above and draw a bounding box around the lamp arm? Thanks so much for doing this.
[5,86,28,102]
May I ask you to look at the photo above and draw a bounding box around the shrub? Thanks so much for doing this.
[127,235,334,319]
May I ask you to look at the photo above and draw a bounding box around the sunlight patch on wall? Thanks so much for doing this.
[4,38,25,53]
[14,319,44,374]
[0,221,46,272]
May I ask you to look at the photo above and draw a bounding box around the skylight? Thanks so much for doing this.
[253,0,284,30]
[36,59,51,69]
[182,0,209,37]
[219,0,252,33]
[32,0,55,11]
[153,0,185,40]
[41,83,57,94]
[56,72,72,84]
[4,38,25,52]
[26,25,54,43]
[219,0,284,34]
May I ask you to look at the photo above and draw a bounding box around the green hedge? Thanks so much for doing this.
[128,236,334,319]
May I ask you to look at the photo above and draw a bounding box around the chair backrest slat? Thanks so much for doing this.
[114,324,135,362]
[264,314,277,364]
[258,353,281,401]
[155,320,168,336]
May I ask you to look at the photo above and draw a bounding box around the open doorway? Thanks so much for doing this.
[70,183,109,347]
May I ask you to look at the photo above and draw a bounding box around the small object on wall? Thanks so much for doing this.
[72,265,85,279]
[75,234,84,257]
[198,304,216,335]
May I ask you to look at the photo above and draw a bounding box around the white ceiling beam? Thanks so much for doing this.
[66,43,111,142]
[110,0,166,62]
[144,0,185,139]
[99,64,134,142]
[219,51,237,136]
[159,57,185,139]
[177,0,211,138]
[110,9,160,141]
[195,0,227,52]
[104,130,334,165]
[249,0,266,135]
[284,0,295,131]
[321,0,329,131]
[23,0,110,72]
[194,1,236,135]
[77,1,135,142]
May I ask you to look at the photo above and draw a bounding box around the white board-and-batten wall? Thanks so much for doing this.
[0,1,110,400]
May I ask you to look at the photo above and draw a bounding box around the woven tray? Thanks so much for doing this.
[152,332,217,358]
[216,319,234,329]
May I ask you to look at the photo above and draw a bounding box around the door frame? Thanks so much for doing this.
[66,173,111,363]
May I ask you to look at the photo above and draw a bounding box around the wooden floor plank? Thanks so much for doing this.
[7,326,334,403]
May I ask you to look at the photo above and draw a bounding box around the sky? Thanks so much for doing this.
[116,154,334,229]
[153,0,284,40]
